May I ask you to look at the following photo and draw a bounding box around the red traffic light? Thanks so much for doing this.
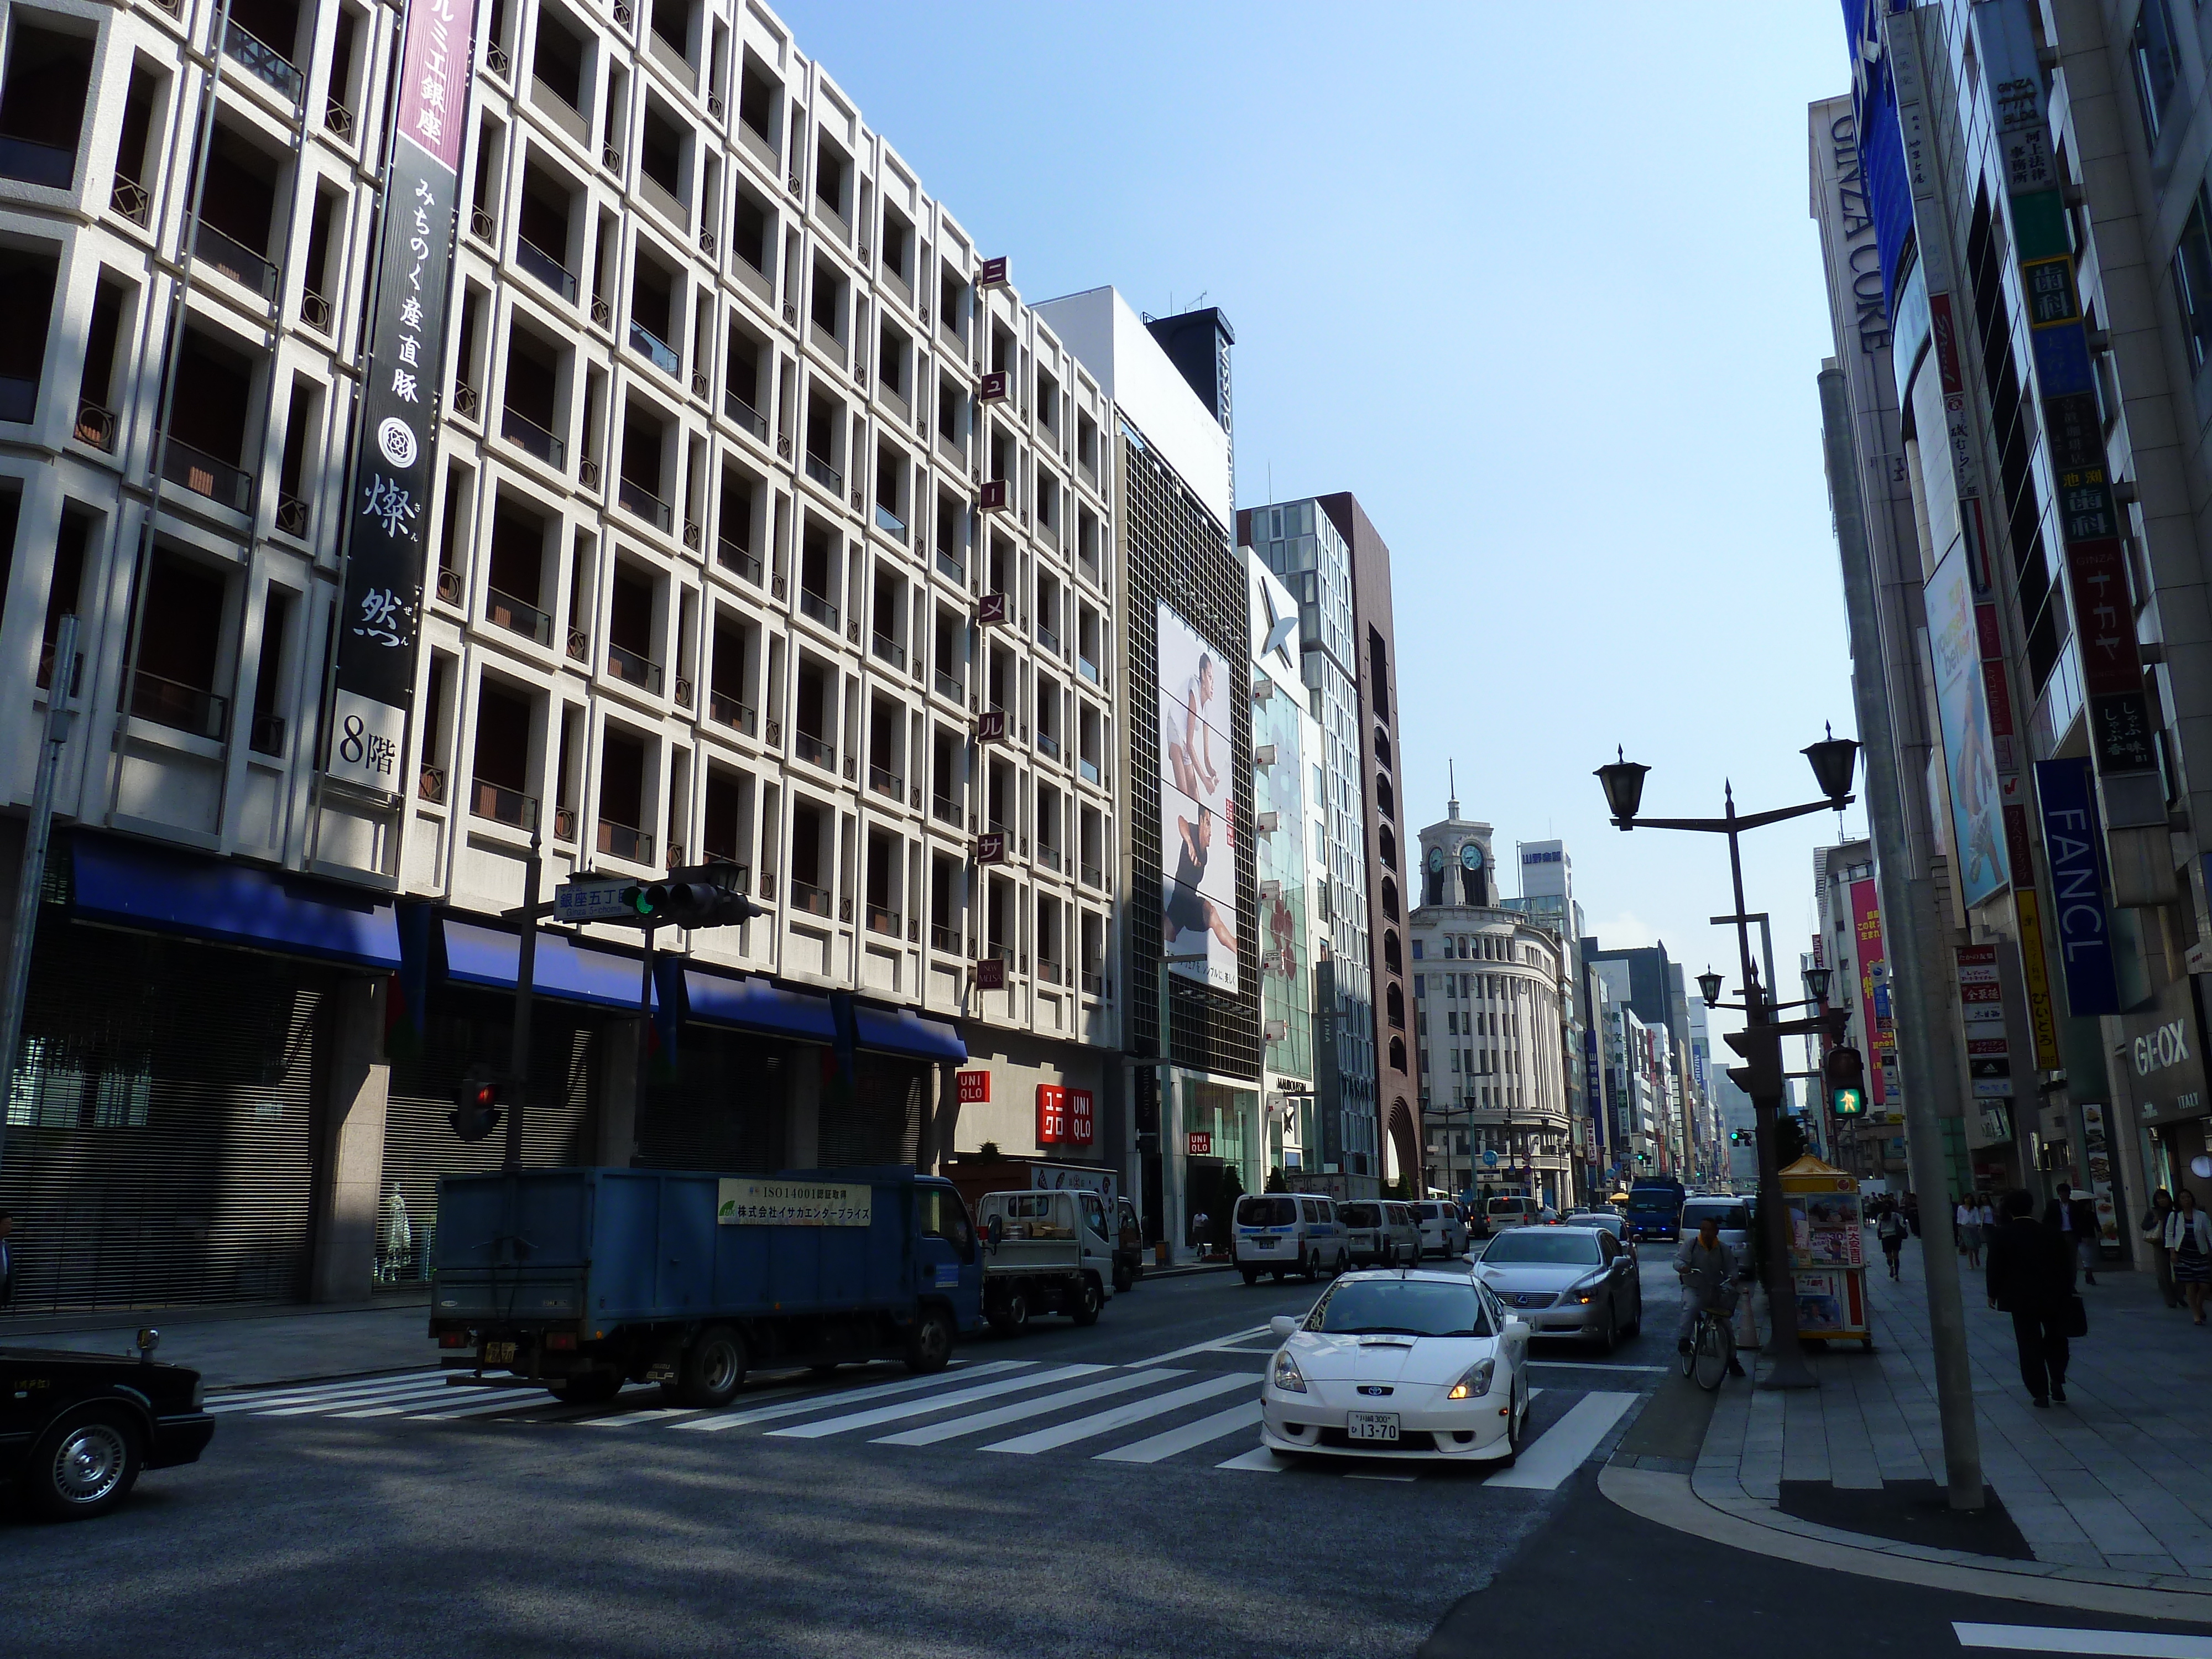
[450,1069,504,1142]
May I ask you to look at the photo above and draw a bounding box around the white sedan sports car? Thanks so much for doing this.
[1259,1270,1532,1463]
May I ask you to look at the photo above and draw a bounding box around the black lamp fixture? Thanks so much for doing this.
[1804,723,1860,804]
[1698,967,1724,1008]
[1803,964,1834,1005]
[1594,747,1650,827]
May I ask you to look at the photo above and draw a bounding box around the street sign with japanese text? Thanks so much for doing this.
[326,0,481,796]
[553,881,637,924]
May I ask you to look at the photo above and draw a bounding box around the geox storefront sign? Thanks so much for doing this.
[326,0,481,792]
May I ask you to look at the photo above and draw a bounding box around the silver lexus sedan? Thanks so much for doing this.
[1472,1224,1642,1350]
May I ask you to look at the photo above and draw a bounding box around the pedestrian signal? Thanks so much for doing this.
[1825,1045,1866,1118]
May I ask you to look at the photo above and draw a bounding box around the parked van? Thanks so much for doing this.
[1411,1199,1469,1258]
[1337,1200,1421,1268]
[1234,1193,1349,1284]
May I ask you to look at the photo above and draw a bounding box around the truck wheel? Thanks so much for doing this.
[28,1410,142,1521]
[1302,1250,1318,1283]
[1239,1267,1260,1286]
[906,1307,956,1374]
[1071,1276,1103,1327]
[1113,1263,1133,1293]
[988,1290,1030,1334]
[676,1326,747,1408]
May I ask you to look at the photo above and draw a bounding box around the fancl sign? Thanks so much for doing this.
[2032,758,2120,1015]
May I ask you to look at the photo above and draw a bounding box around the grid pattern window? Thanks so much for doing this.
[2174,184,2212,374]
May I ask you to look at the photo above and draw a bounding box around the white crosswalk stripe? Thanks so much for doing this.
[982,1371,1256,1455]
[1482,1391,1634,1490]
[769,1365,1104,1439]
[207,1371,451,1413]
[255,1380,463,1417]
[1097,1400,1259,1464]
[677,1360,1032,1433]
[873,1369,1187,1447]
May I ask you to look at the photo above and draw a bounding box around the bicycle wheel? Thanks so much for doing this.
[1693,1314,1732,1391]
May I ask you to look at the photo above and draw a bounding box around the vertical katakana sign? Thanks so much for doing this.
[326,0,480,794]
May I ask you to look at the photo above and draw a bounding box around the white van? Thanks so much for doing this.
[1484,1195,1550,1234]
[1234,1193,1349,1284]
[1337,1200,1422,1268]
[1412,1199,1469,1259]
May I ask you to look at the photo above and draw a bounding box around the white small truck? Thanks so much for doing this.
[975,1188,1115,1332]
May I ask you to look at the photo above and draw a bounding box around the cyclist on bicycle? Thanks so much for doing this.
[1675,1212,1749,1378]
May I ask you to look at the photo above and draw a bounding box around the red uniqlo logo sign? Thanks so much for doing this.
[1067,1089,1093,1146]
[1037,1086,1067,1144]
[957,1070,989,1104]
[1187,1131,1212,1157]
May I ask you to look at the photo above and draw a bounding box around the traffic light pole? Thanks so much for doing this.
[503,825,542,1172]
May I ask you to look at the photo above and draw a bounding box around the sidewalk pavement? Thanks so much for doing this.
[1,1297,436,1390]
[1609,1229,2212,1616]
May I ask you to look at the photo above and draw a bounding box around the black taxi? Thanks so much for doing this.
[1,1332,216,1520]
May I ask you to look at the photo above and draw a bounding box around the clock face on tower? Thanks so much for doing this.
[1426,846,1445,874]
[1460,843,1484,873]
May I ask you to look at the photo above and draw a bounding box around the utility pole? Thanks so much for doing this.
[0,614,78,1181]
[1822,363,1984,1510]
[503,823,542,1172]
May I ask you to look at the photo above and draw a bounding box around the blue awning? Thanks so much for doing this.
[441,918,654,1010]
[683,970,836,1041]
[855,1005,967,1064]
[72,836,400,969]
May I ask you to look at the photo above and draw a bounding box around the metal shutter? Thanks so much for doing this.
[1,919,321,1313]
[376,987,599,1285]
[634,1027,790,1173]
[815,1053,922,1167]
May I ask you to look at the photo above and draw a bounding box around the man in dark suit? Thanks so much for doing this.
[0,1209,14,1308]
[2046,1180,2100,1285]
[1990,1188,2073,1406]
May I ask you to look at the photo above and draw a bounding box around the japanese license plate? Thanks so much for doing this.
[482,1342,517,1364]
[1346,1412,1400,1442]
[1252,1237,1278,1249]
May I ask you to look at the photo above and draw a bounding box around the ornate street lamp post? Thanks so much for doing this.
[1597,731,1858,1390]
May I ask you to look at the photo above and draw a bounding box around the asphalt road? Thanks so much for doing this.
[0,1251,1677,1659]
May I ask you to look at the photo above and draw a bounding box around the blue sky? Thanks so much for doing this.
[778,1,1863,1036]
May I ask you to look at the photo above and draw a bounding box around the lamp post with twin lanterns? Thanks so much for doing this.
[1597,731,1860,1391]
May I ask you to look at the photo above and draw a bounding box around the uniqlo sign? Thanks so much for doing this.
[1036,1086,1095,1146]
[956,1070,989,1104]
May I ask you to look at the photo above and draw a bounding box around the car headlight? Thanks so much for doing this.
[1569,1273,1608,1305]
[1447,1358,1496,1400]
[1271,1349,1307,1394]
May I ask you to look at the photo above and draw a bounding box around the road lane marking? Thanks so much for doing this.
[1484,1391,1638,1490]
[677,1361,1034,1433]
[983,1372,1254,1454]
[1124,1325,1272,1366]
[1095,1401,1260,1464]
[1215,1444,1287,1472]
[404,1390,567,1421]
[1953,1626,2212,1657]
[207,1371,450,1412]
[1525,1361,1669,1373]
[246,1380,461,1416]
[579,1406,702,1428]
[769,1365,1104,1439]
[874,1369,1183,1446]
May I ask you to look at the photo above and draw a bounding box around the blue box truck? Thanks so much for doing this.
[427,1166,984,1406]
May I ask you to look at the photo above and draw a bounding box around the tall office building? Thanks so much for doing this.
[1238,497,1379,1193]
[1037,284,1253,1254]
[1815,1,2212,1248]
[0,0,1127,1310]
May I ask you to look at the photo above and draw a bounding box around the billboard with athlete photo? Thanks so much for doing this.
[1157,601,1238,993]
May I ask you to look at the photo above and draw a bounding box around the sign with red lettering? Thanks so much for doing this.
[1186,1130,1213,1157]
[956,1070,989,1104]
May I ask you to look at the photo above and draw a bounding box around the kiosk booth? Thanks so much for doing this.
[1781,1154,1871,1350]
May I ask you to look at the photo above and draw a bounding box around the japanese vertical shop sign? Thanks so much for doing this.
[2033,757,2122,1016]
[1851,880,1890,1108]
[326,0,482,793]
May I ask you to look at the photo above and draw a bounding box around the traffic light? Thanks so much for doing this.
[620,863,765,930]
[1825,1045,1867,1118]
[450,1067,504,1141]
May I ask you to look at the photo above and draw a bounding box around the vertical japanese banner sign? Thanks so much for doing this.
[1851,879,1889,1108]
[326,0,481,793]
[2032,757,2122,1016]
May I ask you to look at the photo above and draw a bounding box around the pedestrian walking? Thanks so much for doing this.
[2046,1181,2100,1285]
[1955,1193,1984,1269]
[2168,1188,2212,1327]
[1987,1188,2074,1407]
[1877,1201,1909,1279]
[1903,1191,1922,1239]
[2142,1188,2182,1310]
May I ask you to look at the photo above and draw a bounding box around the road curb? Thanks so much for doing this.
[1598,1460,2212,1620]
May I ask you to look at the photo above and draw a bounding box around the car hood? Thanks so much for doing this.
[1288,1331,1493,1385]
[1474,1262,1597,1295]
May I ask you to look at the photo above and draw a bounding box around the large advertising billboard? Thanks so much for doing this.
[1925,544,2010,907]
[1158,600,1238,994]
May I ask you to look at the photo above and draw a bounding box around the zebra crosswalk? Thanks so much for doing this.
[205,1360,1641,1487]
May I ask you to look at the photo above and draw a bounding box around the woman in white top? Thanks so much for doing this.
[1955,1194,1984,1269]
